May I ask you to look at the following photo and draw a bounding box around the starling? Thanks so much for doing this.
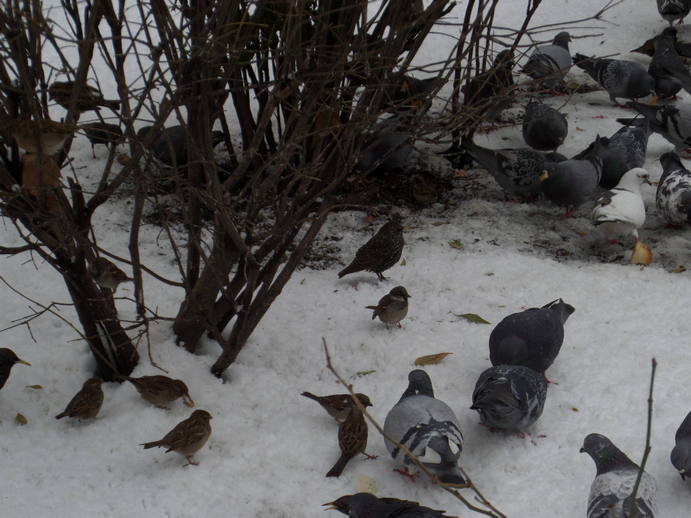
[141,409,213,465]
[89,257,133,291]
[338,215,404,281]
[301,392,372,423]
[366,285,410,328]
[326,405,370,477]
[55,378,104,420]
[48,81,120,113]
[0,348,30,390]
[324,492,459,518]
[124,375,194,409]
[3,118,76,155]
[81,122,123,158]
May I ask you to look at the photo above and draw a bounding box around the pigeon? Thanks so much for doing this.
[137,125,225,167]
[522,98,568,152]
[141,409,213,465]
[461,138,555,198]
[657,0,691,26]
[540,138,605,215]
[0,348,30,390]
[573,119,651,189]
[55,378,104,420]
[338,215,405,280]
[573,54,655,105]
[657,151,691,225]
[383,369,465,485]
[470,364,547,432]
[626,101,691,151]
[489,298,575,374]
[366,286,410,328]
[324,492,459,518]
[463,49,515,121]
[301,392,373,424]
[591,168,646,242]
[648,27,691,99]
[671,411,691,479]
[81,122,123,158]
[356,118,415,174]
[581,433,657,518]
[522,31,572,89]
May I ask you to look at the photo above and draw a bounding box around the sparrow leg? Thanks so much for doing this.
[362,452,378,460]
[376,272,386,281]
[183,457,199,466]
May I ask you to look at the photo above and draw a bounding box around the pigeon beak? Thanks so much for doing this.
[579,447,585,453]
[680,469,686,480]
[183,394,195,408]
[539,171,550,182]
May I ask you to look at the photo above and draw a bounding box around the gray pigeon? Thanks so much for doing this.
[357,116,415,173]
[573,54,655,105]
[489,298,575,374]
[522,98,568,151]
[581,433,657,518]
[540,138,605,215]
[383,369,465,485]
[573,118,651,189]
[671,411,691,479]
[137,125,225,167]
[626,101,691,150]
[522,31,572,89]
[324,493,459,518]
[470,365,547,432]
[657,0,691,25]
[648,27,691,99]
[461,138,555,198]
[657,151,691,225]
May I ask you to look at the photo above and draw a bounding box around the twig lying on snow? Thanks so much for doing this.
[322,337,506,518]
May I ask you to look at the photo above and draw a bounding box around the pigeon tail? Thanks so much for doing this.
[432,463,465,485]
[573,53,597,77]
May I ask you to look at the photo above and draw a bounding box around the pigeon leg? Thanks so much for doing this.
[394,467,419,482]
[560,207,575,218]
[91,144,96,159]
[376,272,386,281]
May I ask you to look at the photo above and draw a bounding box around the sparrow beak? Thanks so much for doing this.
[183,394,195,408]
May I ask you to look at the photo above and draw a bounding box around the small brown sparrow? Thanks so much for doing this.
[49,81,120,113]
[301,392,372,423]
[124,375,194,409]
[326,406,370,477]
[81,122,123,158]
[55,378,104,420]
[89,257,133,291]
[366,286,410,328]
[141,409,213,465]
[4,118,76,155]
[0,348,30,390]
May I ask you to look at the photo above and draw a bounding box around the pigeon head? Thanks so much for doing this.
[580,433,639,474]
[660,151,684,174]
[390,286,411,300]
[542,298,575,323]
[401,369,434,399]
[553,31,572,48]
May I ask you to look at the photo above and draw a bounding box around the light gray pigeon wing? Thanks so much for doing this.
[657,0,691,25]
[522,32,572,88]
[522,99,568,151]
[587,470,657,518]
[657,151,691,224]
[471,364,547,431]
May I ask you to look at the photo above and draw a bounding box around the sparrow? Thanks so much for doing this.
[141,409,213,465]
[338,215,404,281]
[123,375,194,409]
[3,118,76,155]
[366,285,410,328]
[89,257,133,291]
[0,348,30,390]
[301,392,372,423]
[326,405,370,477]
[81,122,123,158]
[55,378,104,420]
[48,81,120,113]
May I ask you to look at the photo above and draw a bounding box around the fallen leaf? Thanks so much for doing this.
[455,313,491,324]
[576,127,585,131]
[15,413,27,425]
[448,239,463,249]
[400,257,407,266]
[631,241,653,265]
[670,265,686,273]
[26,385,43,390]
[572,407,579,412]
[352,370,376,378]
[414,352,453,366]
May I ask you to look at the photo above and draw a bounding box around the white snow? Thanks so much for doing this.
[2,0,691,517]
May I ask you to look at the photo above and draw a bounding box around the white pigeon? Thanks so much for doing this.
[592,167,646,242]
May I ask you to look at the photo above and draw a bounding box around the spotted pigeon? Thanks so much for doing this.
[489,298,575,374]
[626,101,691,151]
[581,433,657,518]
[383,369,465,485]
[471,364,547,432]
[573,54,654,104]
[657,151,691,225]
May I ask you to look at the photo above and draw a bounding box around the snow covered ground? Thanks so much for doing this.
[2,0,691,516]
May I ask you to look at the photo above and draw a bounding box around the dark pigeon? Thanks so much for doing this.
[657,0,691,26]
[463,49,515,120]
[137,125,225,167]
[671,411,691,479]
[649,27,691,99]
[581,433,657,518]
[626,101,691,150]
[489,298,575,374]
[324,493,459,518]
[573,118,651,188]
[573,54,654,104]
[356,118,415,174]
[522,98,568,151]
[383,370,465,485]
[522,31,572,89]
[461,138,554,198]
[471,364,547,432]
[657,151,691,225]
